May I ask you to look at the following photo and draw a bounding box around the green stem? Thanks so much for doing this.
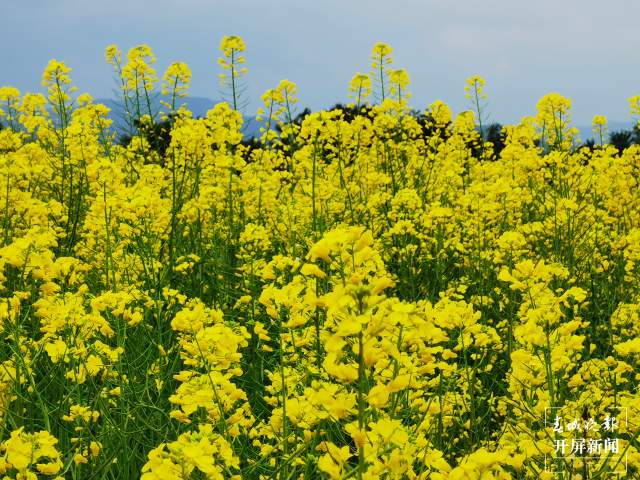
[357,330,366,480]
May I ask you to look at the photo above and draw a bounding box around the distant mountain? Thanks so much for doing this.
[95,96,262,139]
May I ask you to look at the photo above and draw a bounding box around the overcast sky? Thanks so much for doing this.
[2,0,639,125]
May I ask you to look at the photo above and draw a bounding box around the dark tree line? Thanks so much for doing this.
[271,103,508,159]
[579,125,640,153]
[118,116,174,158]
[608,126,640,151]
[117,103,640,164]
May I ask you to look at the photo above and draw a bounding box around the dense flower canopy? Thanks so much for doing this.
[0,38,638,479]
